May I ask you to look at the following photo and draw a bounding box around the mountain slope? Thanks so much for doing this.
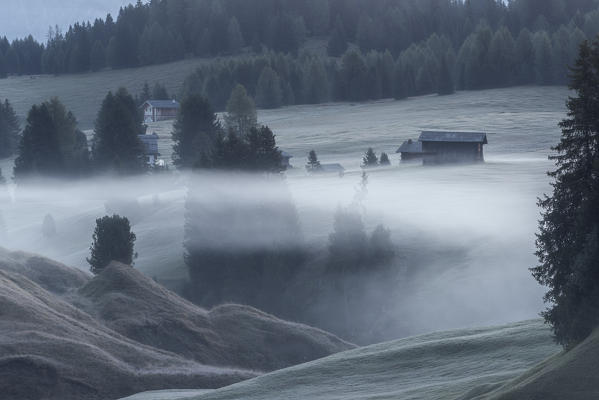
[121,320,560,400]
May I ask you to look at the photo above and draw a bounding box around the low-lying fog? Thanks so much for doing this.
[0,86,568,340]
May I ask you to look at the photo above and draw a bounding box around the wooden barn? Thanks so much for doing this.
[419,131,487,165]
[141,100,180,123]
[396,139,424,161]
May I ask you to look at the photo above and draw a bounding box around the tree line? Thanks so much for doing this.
[0,0,598,77]
[179,16,591,113]
[3,81,285,180]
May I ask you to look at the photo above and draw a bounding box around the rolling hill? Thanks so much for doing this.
[0,248,353,400]
[119,319,560,400]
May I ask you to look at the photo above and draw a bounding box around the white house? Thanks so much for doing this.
[141,100,180,123]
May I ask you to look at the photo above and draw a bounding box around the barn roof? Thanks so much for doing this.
[143,100,180,109]
[419,131,488,144]
[396,139,423,154]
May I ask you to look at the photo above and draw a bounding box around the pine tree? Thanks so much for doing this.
[87,215,137,274]
[224,84,257,135]
[152,82,169,100]
[362,148,379,168]
[256,66,283,109]
[246,126,283,172]
[306,149,321,172]
[327,16,348,57]
[533,38,599,347]
[379,152,391,166]
[437,55,455,95]
[172,94,221,169]
[14,98,89,179]
[0,99,20,158]
[89,40,105,72]
[92,88,145,174]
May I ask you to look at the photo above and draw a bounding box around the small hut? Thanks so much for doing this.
[419,131,487,165]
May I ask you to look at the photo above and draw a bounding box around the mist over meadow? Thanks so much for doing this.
[0,86,565,342]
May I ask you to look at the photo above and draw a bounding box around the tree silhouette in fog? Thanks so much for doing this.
[92,88,145,174]
[88,215,137,274]
[533,36,599,347]
[14,98,89,180]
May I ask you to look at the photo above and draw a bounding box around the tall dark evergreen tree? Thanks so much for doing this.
[0,99,20,158]
[172,94,221,169]
[362,148,379,168]
[437,55,455,95]
[92,88,146,174]
[256,66,283,109]
[306,149,321,172]
[327,16,348,57]
[533,38,599,347]
[14,98,89,179]
[87,215,137,274]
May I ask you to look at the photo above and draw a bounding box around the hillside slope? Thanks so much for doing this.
[121,320,560,400]
[462,327,599,400]
[0,248,353,399]
[77,262,353,372]
[0,268,251,400]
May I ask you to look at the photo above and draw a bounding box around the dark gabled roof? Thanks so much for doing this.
[419,131,488,144]
[142,100,180,109]
[396,139,423,154]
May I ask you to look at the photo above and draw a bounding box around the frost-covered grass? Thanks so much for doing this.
[120,320,559,400]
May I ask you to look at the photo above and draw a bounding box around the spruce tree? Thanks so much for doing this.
[256,66,283,109]
[379,152,391,166]
[14,98,89,180]
[437,55,455,95]
[92,88,146,174]
[362,148,379,168]
[0,99,20,159]
[533,38,599,347]
[172,94,221,169]
[152,83,169,100]
[87,215,137,274]
[224,84,257,135]
[327,16,348,57]
[306,149,321,172]
[246,126,284,172]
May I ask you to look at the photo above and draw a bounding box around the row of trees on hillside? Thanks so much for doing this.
[181,22,589,112]
[10,81,286,180]
[1,0,598,77]
[11,88,147,180]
